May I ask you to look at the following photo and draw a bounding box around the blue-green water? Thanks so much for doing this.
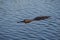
[0,0,60,40]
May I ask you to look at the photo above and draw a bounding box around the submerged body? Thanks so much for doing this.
[17,16,50,24]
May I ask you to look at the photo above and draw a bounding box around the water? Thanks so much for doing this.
[0,0,60,40]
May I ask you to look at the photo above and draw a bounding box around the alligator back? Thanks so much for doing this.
[33,16,50,21]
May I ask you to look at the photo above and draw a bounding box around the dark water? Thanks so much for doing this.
[0,0,60,40]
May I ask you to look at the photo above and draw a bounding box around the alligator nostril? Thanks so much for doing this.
[17,21,24,23]
[17,22,20,23]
